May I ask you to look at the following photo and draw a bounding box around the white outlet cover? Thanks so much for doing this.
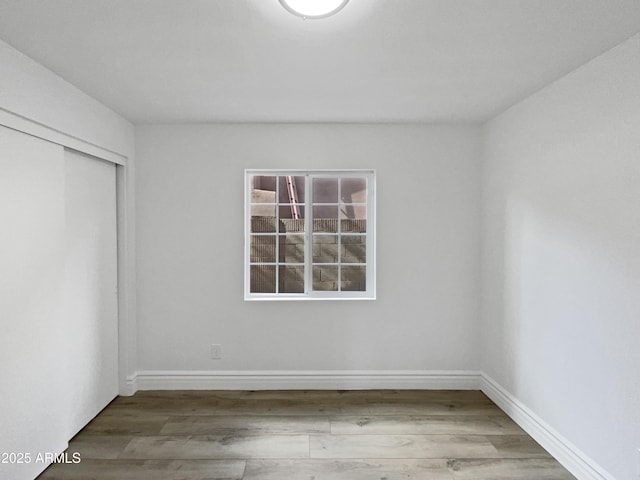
[211,344,222,359]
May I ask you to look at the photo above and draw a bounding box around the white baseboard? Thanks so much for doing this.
[480,373,615,480]
[119,374,138,396]
[133,370,481,391]
[126,370,613,479]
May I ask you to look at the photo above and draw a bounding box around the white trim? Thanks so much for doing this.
[245,169,376,300]
[0,106,126,165]
[116,164,138,396]
[0,105,137,398]
[121,374,138,396]
[134,370,481,391]
[480,373,616,480]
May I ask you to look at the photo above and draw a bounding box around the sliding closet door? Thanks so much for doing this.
[63,148,118,437]
[0,125,68,480]
[0,128,119,479]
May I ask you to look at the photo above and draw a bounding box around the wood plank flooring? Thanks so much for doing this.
[37,390,576,479]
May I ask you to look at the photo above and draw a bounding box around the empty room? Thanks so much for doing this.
[1,1,639,479]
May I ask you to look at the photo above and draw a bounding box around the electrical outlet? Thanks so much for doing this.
[211,344,222,360]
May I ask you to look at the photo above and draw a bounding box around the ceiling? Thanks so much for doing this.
[0,0,639,124]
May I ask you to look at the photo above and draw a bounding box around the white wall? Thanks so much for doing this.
[481,34,640,480]
[0,39,133,157]
[135,124,481,376]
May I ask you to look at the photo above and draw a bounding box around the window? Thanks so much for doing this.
[245,170,375,300]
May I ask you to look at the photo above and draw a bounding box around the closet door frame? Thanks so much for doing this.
[0,108,137,397]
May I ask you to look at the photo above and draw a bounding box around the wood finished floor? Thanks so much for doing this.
[38,390,576,480]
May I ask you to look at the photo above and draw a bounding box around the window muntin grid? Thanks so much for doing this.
[246,170,374,300]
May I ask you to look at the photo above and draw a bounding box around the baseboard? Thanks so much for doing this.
[119,374,138,396]
[123,370,613,479]
[133,370,481,391]
[480,373,615,480]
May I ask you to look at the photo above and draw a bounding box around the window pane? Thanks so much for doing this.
[313,178,338,203]
[341,265,366,291]
[279,235,304,263]
[280,216,305,233]
[250,265,276,293]
[279,266,304,293]
[341,177,366,203]
[278,176,305,203]
[251,204,276,233]
[313,265,338,291]
[251,175,276,203]
[340,203,366,220]
[278,204,304,224]
[313,205,338,216]
[313,235,338,263]
[340,206,366,232]
[250,235,276,263]
[313,205,338,232]
[342,235,366,263]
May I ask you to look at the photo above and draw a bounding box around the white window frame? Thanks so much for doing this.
[245,169,376,301]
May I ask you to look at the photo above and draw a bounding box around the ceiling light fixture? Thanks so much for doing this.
[279,0,349,19]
